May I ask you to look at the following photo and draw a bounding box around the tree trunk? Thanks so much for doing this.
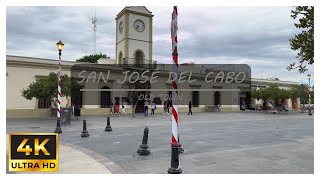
[131,105,136,118]
[131,99,139,118]
[66,96,70,107]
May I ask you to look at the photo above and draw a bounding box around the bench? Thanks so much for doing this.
[205,105,221,112]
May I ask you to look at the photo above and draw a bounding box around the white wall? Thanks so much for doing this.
[128,40,150,60]
[116,15,125,44]
[6,66,70,109]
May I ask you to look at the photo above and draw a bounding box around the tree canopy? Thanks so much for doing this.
[287,6,314,73]
[251,84,314,105]
[21,72,82,101]
[76,53,110,63]
[251,84,291,105]
[290,84,314,104]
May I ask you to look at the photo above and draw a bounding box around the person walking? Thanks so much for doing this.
[151,101,156,115]
[122,100,126,115]
[114,100,120,116]
[109,101,114,116]
[164,101,167,114]
[72,104,75,116]
[131,104,136,118]
[188,101,193,115]
[144,99,149,117]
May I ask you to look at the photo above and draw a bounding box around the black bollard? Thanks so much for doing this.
[54,117,62,134]
[137,126,150,155]
[80,120,89,137]
[168,143,182,174]
[105,116,112,131]
[178,137,184,154]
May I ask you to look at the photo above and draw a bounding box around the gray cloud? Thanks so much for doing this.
[6,6,314,83]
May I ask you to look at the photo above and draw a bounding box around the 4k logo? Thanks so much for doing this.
[17,138,50,156]
[8,133,58,172]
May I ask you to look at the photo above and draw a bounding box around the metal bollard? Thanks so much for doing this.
[80,120,89,137]
[105,116,112,131]
[137,126,150,155]
[167,143,182,174]
[54,117,62,134]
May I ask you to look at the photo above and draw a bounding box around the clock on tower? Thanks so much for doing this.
[115,6,153,65]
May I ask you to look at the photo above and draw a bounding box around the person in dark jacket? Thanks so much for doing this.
[188,101,192,115]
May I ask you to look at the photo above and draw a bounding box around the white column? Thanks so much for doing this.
[287,98,292,110]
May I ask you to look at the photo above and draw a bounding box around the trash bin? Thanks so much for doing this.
[61,108,72,125]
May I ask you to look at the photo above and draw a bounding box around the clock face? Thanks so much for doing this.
[133,19,145,32]
[119,21,123,34]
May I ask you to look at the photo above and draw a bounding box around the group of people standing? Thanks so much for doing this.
[108,99,193,116]
[109,100,126,116]
[144,100,157,116]
[144,100,172,116]
[142,100,194,116]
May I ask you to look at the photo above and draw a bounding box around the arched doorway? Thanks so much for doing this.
[214,91,220,105]
[134,50,144,67]
[100,86,111,108]
[118,52,123,64]
[192,91,199,107]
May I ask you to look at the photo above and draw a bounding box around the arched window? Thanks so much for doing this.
[101,86,111,108]
[192,91,199,107]
[134,50,144,67]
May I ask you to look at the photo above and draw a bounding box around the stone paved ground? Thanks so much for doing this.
[6,111,314,174]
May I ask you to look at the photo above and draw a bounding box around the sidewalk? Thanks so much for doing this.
[6,134,112,174]
[58,144,111,174]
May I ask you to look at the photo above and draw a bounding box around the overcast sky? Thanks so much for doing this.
[6,6,314,84]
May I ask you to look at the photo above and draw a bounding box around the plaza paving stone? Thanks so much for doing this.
[6,111,313,174]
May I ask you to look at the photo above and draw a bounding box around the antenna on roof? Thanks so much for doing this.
[92,8,98,55]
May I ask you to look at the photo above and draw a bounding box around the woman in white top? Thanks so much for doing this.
[122,101,126,115]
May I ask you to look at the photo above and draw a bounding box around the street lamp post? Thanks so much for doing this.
[307,74,312,116]
[54,40,64,133]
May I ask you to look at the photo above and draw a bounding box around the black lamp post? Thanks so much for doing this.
[307,74,312,115]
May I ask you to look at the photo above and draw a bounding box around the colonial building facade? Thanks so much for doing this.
[6,7,300,118]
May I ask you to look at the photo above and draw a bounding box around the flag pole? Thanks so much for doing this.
[168,6,182,174]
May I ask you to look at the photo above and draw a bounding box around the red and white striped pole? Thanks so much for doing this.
[54,40,64,134]
[171,5,179,148]
[168,6,182,174]
[57,49,62,118]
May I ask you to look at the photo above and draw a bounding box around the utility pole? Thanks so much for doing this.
[92,8,97,55]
